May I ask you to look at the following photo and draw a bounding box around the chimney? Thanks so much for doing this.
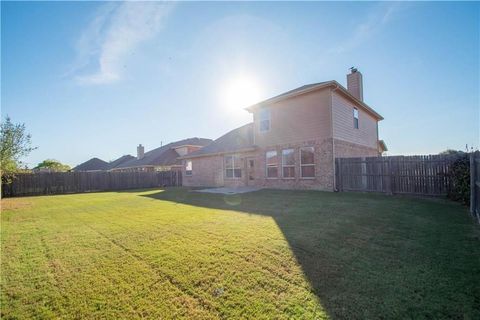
[347,67,363,101]
[137,144,145,160]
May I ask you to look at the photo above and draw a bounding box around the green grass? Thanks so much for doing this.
[1,188,479,319]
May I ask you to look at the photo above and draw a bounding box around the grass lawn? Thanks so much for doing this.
[1,188,479,319]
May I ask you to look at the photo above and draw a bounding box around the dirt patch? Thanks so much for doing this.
[1,199,33,211]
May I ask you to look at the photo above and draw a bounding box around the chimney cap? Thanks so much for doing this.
[349,66,358,73]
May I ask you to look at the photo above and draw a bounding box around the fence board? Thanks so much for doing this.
[336,154,464,197]
[2,171,182,197]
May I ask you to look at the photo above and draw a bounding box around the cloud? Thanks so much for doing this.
[329,3,404,55]
[70,2,173,85]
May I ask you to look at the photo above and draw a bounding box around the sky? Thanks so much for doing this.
[2,1,479,167]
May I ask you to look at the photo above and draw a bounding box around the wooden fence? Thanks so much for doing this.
[1,171,182,197]
[335,154,464,196]
[470,151,480,223]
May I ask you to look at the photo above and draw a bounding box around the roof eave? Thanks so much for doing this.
[179,147,257,160]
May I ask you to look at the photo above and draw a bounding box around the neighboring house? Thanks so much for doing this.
[72,157,111,172]
[73,155,134,172]
[181,68,386,191]
[110,138,212,172]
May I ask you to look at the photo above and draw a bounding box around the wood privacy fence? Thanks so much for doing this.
[470,151,480,223]
[335,154,464,196]
[1,171,182,197]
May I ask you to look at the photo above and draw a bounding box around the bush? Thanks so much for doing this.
[448,155,470,205]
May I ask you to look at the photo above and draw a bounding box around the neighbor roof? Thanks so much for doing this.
[73,157,110,171]
[113,137,212,169]
[245,80,383,120]
[106,155,135,170]
[182,123,254,159]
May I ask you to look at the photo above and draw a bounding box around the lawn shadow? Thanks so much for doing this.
[138,188,480,319]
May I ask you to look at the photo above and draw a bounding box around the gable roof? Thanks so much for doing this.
[245,80,383,120]
[73,157,110,171]
[113,137,212,169]
[106,155,135,170]
[182,123,254,159]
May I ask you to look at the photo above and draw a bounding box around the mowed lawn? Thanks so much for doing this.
[1,188,479,319]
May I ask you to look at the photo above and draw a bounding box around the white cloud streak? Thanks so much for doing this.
[329,3,403,55]
[71,2,173,85]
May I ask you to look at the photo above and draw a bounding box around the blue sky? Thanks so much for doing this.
[2,1,479,167]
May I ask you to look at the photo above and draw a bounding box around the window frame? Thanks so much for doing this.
[300,147,315,179]
[259,108,271,133]
[224,154,242,179]
[265,150,278,179]
[353,107,359,129]
[185,160,193,176]
[281,148,295,179]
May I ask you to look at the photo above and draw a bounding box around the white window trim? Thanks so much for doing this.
[259,108,271,133]
[225,155,242,179]
[300,147,315,179]
[281,149,295,179]
[353,107,359,129]
[266,150,278,179]
[185,160,192,176]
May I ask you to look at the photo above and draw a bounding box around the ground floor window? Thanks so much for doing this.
[185,160,192,176]
[225,155,242,178]
[266,151,278,178]
[300,147,315,178]
[282,149,295,178]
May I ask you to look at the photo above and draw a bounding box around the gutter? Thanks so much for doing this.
[179,146,258,160]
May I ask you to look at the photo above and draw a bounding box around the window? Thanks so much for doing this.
[266,151,278,178]
[353,108,359,129]
[282,149,295,178]
[300,147,315,178]
[185,160,192,176]
[225,155,242,178]
[259,108,271,132]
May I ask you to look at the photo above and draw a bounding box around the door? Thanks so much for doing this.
[246,157,255,186]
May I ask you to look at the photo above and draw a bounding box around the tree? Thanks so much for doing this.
[34,159,71,172]
[1,116,36,177]
[439,149,464,155]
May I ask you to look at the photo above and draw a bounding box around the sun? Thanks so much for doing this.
[223,76,262,111]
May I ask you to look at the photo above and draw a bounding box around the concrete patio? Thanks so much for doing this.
[193,186,262,194]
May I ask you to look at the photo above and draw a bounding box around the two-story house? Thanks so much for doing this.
[181,69,385,190]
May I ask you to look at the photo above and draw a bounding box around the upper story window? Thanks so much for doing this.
[259,108,271,132]
[300,147,315,178]
[353,108,359,129]
[282,149,295,178]
[266,150,278,178]
[185,160,192,176]
[225,155,242,178]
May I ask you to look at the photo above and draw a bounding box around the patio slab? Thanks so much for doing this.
[193,187,262,194]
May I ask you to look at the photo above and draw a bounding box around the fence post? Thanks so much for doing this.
[471,152,475,218]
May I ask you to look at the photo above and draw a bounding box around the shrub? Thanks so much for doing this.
[448,155,470,205]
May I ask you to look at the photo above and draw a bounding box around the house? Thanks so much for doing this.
[181,68,385,191]
[110,137,212,172]
[72,157,111,172]
[73,155,135,172]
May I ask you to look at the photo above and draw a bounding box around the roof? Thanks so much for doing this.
[73,158,110,171]
[107,155,135,169]
[182,123,254,159]
[113,137,212,169]
[245,80,383,120]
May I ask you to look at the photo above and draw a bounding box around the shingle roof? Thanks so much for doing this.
[113,137,212,169]
[73,158,110,171]
[182,123,254,158]
[107,155,135,169]
[252,82,329,107]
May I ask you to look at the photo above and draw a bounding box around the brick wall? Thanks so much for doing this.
[333,138,379,158]
[253,138,335,191]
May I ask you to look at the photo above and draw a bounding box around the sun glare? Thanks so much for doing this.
[223,76,262,111]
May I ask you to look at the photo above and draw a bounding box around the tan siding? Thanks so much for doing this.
[254,88,332,147]
[332,92,378,148]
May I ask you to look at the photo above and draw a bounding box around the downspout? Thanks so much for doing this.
[331,84,339,191]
